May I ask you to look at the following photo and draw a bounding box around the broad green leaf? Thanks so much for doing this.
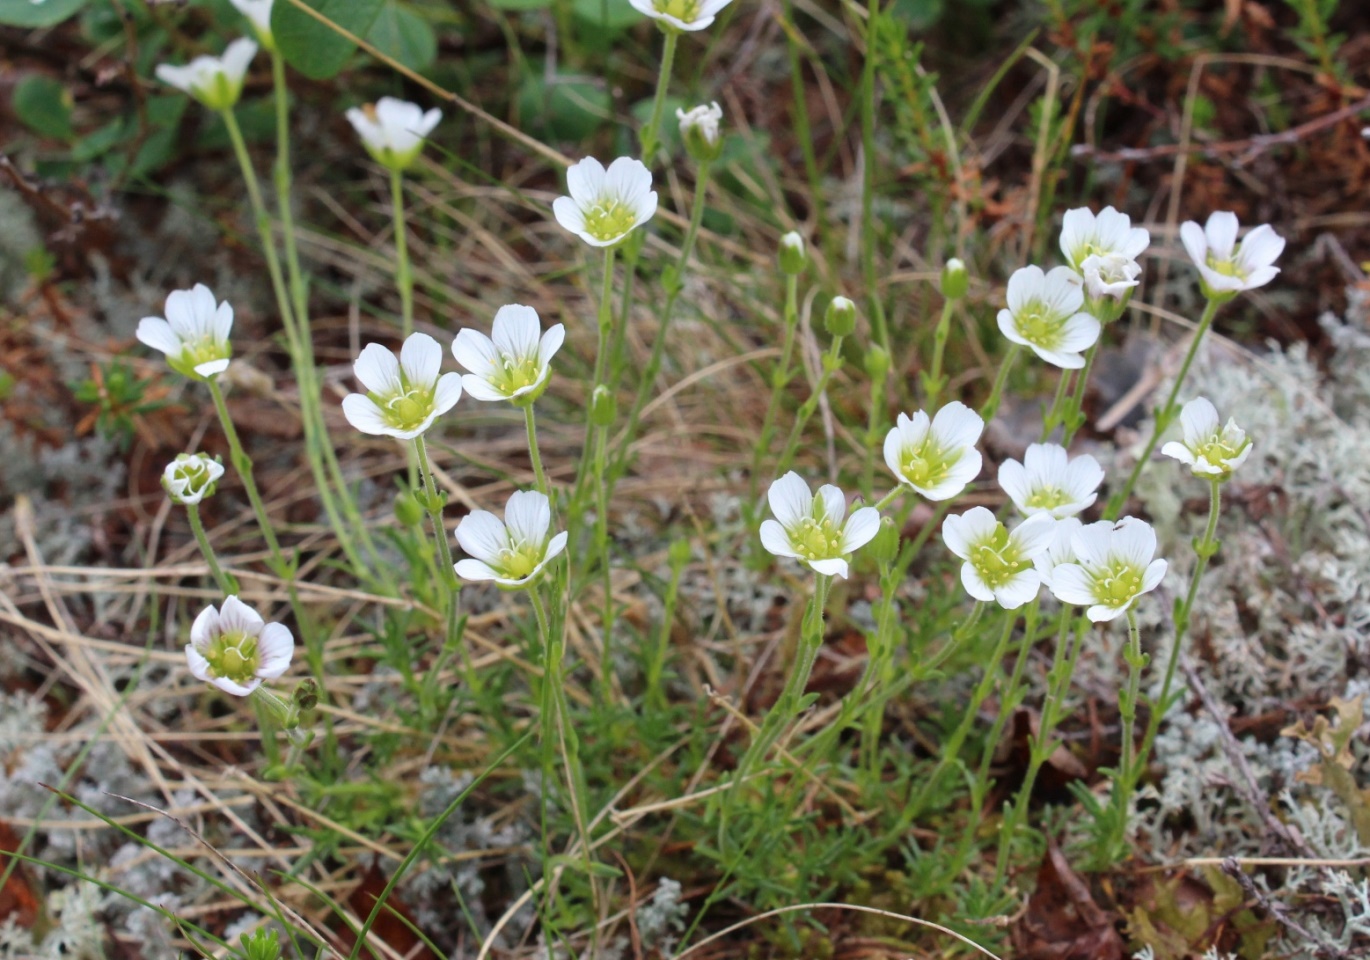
[272,0,387,80]
[570,0,639,32]
[0,0,86,28]
[13,75,74,140]
[517,71,611,142]
[366,2,437,73]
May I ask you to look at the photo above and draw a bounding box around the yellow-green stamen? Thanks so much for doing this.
[204,630,259,683]
[583,198,639,243]
[1090,560,1144,608]
[900,437,961,490]
[969,525,1026,590]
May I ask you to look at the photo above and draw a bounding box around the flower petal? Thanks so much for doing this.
[354,343,402,396]
[504,490,552,546]
[400,332,443,389]
[759,519,800,559]
[455,510,509,564]
[451,329,498,378]
[342,395,390,435]
[767,472,812,527]
[809,557,849,578]
[255,623,294,679]
[841,507,881,554]
[136,317,181,357]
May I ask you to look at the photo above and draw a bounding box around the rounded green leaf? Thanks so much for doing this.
[366,2,437,73]
[0,0,87,28]
[271,0,387,80]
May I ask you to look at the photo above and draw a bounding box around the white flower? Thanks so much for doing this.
[1047,517,1168,622]
[759,472,880,580]
[1033,516,1083,591]
[341,333,462,440]
[185,596,293,697]
[452,305,565,406]
[136,283,234,380]
[1080,252,1143,301]
[345,97,442,172]
[155,38,258,111]
[163,453,225,506]
[229,0,274,48]
[454,490,568,589]
[1059,206,1149,273]
[1179,211,1285,297]
[1160,397,1252,480]
[997,265,1101,369]
[882,402,984,501]
[998,443,1104,519]
[677,101,724,161]
[628,0,734,32]
[943,508,1056,609]
[552,157,657,248]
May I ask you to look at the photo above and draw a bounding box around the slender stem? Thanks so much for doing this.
[873,487,902,512]
[524,404,548,495]
[1059,339,1099,446]
[412,435,470,699]
[185,503,235,595]
[923,296,956,410]
[1102,606,1146,862]
[749,273,801,500]
[640,29,679,162]
[978,345,1021,423]
[862,359,888,500]
[592,246,617,392]
[594,422,614,702]
[772,334,844,481]
[647,550,687,710]
[1105,297,1222,518]
[780,0,824,234]
[1040,365,1073,441]
[859,0,890,353]
[390,167,415,338]
[206,379,288,576]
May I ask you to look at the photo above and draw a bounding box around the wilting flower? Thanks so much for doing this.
[628,0,734,32]
[163,453,225,506]
[342,333,462,440]
[677,101,724,162]
[229,0,274,48]
[454,490,568,589]
[1033,516,1083,592]
[185,596,293,696]
[943,508,1056,609]
[345,97,442,172]
[1060,206,1149,273]
[883,402,984,501]
[1079,253,1142,302]
[1161,397,1252,480]
[1047,517,1168,622]
[451,305,565,406]
[1180,211,1285,298]
[998,443,1104,519]
[156,37,258,111]
[759,472,880,580]
[997,265,1101,369]
[552,157,657,248]
[137,283,234,380]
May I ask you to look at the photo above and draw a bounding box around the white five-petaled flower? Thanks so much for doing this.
[943,508,1056,610]
[677,102,724,161]
[185,596,293,697]
[1180,211,1285,298]
[342,333,462,440]
[883,402,984,501]
[628,0,734,32]
[229,0,275,48]
[997,265,1101,369]
[345,97,443,172]
[454,490,568,589]
[1033,516,1083,592]
[155,37,258,111]
[1047,517,1168,622]
[552,157,657,248]
[759,472,880,580]
[451,305,565,407]
[163,453,225,506]
[137,283,234,380]
[1160,397,1252,480]
[998,443,1105,519]
[1060,206,1149,273]
[1079,252,1143,301]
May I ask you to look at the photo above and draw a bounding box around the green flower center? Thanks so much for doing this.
[179,337,230,371]
[379,387,434,431]
[583,198,639,243]
[791,516,844,561]
[1089,560,1144,608]
[1194,434,1244,468]
[653,0,702,20]
[497,540,544,580]
[204,630,259,683]
[490,354,543,396]
[900,437,962,489]
[1015,301,1066,347]
[1205,253,1241,278]
[969,525,1026,589]
[1025,486,1071,510]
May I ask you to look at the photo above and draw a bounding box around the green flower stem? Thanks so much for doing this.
[1040,363,1074,441]
[859,0,890,354]
[206,378,288,577]
[571,246,617,518]
[771,334,845,481]
[749,273,801,502]
[780,0,825,239]
[390,167,415,338]
[978,344,1021,423]
[646,548,688,711]
[1058,340,1099,446]
[995,604,1086,884]
[922,295,956,410]
[640,28,679,162]
[412,435,471,697]
[1105,296,1222,518]
[873,487,903,512]
[185,503,236,595]
[524,404,549,496]
[862,353,890,499]
[1103,606,1146,861]
[593,422,614,702]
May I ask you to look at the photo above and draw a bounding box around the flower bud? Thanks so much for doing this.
[870,516,900,567]
[668,537,692,569]
[864,344,890,383]
[590,385,617,427]
[824,296,857,338]
[394,490,425,527]
[241,928,282,960]
[163,453,225,506]
[293,678,319,712]
[676,102,724,163]
[940,258,969,300]
[778,231,807,275]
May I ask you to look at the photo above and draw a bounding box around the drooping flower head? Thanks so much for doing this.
[137,283,234,380]
[1180,211,1284,299]
[454,490,568,589]
[942,508,1056,609]
[677,101,724,162]
[345,97,442,172]
[997,265,1101,369]
[342,333,462,440]
[628,0,734,32]
[163,453,225,506]
[451,305,565,407]
[1060,206,1149,274]
[1033,516,1083,592]
[185,596,293,697]
[1161,397,1252,480]
[1046,517,1168,622]
[759,472,880,580]
[552,157,657,248]
[229,0,275,49]
[155,37,258,111]
[998,443,1105,519]
[883,402,984,501]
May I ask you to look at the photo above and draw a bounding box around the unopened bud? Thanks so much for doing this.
[677,102,724,163]
[864,344,890,383]
[778,231,807,275]
[940,258,969,300]
[163,453,225,506]
[293,678,319,712]
[394,490,425,527]
[870,516,900,567]
[668,538,691,569]
[241,928,282,960]
[824,296,857,338]
[590,385,617,427]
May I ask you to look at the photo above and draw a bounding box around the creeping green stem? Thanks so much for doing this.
[185,502,236,595]
[640,29,679,162]
[390,167,415,338]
